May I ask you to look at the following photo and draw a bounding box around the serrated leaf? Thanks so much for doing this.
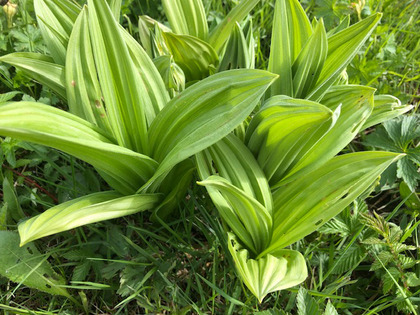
[0,91,22,103]
[297,287,320,315]
[162,31,219,82]
[324,301,338,315]
[0,53,66,99]
[146,69,277,192]
[406,272,420,287]
[397,158,420,191]
[382,267,400,294]
[162,0,208,41]
[0,231,69,296]
[228,233,307,303]
[400,181,420,210]
[330,245,366,275]
[18,191,162,245]
[371,251,393,271]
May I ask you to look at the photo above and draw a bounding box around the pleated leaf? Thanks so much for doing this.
[0,102,158,194]
[19,192,163,245]
[263,152,404,253]
[88,0,149,153]
[0,231,69,296]
[66,7,111,132]
[34,0,80,65]
[292,19,327,98]
[162,0,208,41]
[146,69,277,191]
[276,85,375,187]
[196,134,273,254]
[245,97,333,187]
[0,53,66,99]
[106,0,122,20]
[268,0,313,97]
[307,13,382,101]
[162,31,219,82]
[208,0,260,53]
[228,233,307,302]
[363,95,413,129]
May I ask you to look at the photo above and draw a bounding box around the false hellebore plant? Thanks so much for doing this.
[0,0,412,303]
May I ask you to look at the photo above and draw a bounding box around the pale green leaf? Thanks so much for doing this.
[162,0,208,41]
[162,31,219,81]
[106,0,122,20]
[146,69,277,192]
[88,0,149,153]
[297,287,320,315]
[18,192,162,245]
[0,91,21,103]
[307,14,382,101]
[34,0,80,65]
[208,0,260,53]
[363,95,414,129]
[246,97,333,187]
[0,231,69,296]
[228,233,307,302]
[0,102,158,194]
[268,0,313,97]
[262,152,403,253]
[0,52,66,99]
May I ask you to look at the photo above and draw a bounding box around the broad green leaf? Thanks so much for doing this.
[363,95,413,129]
[0,102,158,194]
[34,0,80,65]
[245,97,333,187]
[18,192,162,245]
[3,176,25,222]
[88,0,149,153]
[66,7,112,132]
[292,19,327,98]
[307,14,382,101]
[151,159,195,221]
[199,176,271,254]
[106,0,122,20]
[218,22,253,71]
[196,134,272,254]
[162,31,219,81]
[153,55,186,95]
[228,233,307,302]
[0,53,66,99]
[146,69,277,191]
[400,181,420,211]
[122,26,170,119]
[162,0,208,41]
[267,0,313,97]
[276,85,375,187]
[0,231,69,296]
[209,0,260,53]
[263,152,403,253]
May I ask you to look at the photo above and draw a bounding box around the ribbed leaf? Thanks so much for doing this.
[0,231,69,297]
[268,0,313,97]
[196,134,273,254]
[162,0,208,41]
[245,97,333,187]
[0,53,66,99]
[228,233,307,302]
[208,0,260,53]
[363,95,413,129]
[262,152,404,253]
[66,7,111,132]
[146,69,277,191]
[307,14,382,101]
[18,192,162,245]
[276,85,375,187]
[0,103,158,194]
[199,176,271,254]
[34,0,80,65]
[292,19,327,98]
[106,0,122,20]
[88,0,149,153]
[162,32,219,81]
[218,22,253,71]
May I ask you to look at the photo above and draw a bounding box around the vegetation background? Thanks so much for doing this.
[0,0,419,314]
